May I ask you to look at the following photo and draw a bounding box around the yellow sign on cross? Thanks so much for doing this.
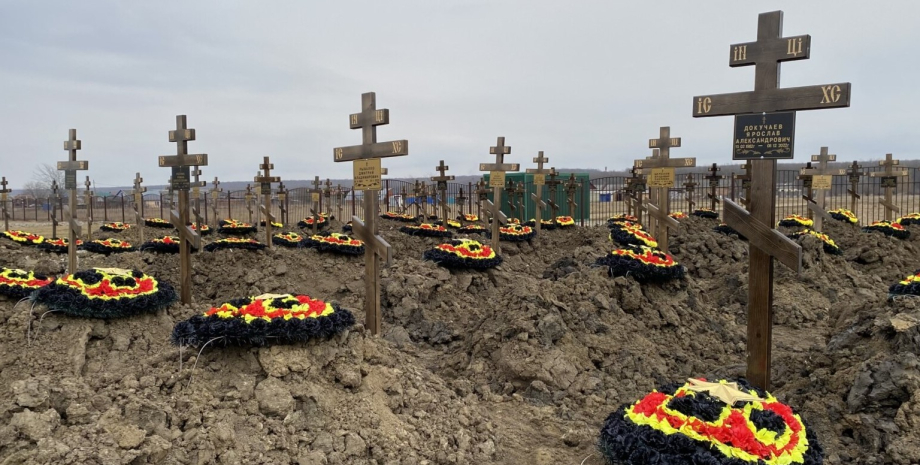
[353,159,382,191]
[811,175,832,190]
[533,174,545,186]
[489,171,506,188]
[648,168,676,188]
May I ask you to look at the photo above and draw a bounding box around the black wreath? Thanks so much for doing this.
[31,270,178,319]
[380,213,418,223]
[487,227,536,243]
[524,219,558,231]
[399,225,453,238]
[0,270,52,299]
[457,225,487,235]
[82,240,137,255]
[595,250,685,283]
[218,220,257,235]
[829,211,858,224]
[714,224,746,240]
[272,233,305,248]
[144,218,174,229]
[38,239,75,254]
[898,215,920,226]
[99,223,130,232]
[609,227,656,248]
[889,271,920,297]
[190,225,213,236]
[778,218,812,228]
[139,237,197,254]
[423,243,503,270]
[204,240,267,252]
[342,222,353,232]
[303,232,365,256]
[597,379,824,465]
[863,224,910,240]
[297,218,330,229]
[691,209,719,219]
[171,304,355,348]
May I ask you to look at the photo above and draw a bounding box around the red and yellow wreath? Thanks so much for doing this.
[260,221,284,229]
[778,215,813,228]
[445,219,462,229]
[2,230,45,246]
[457,224,487,234]
[190,223,212,235]
[305,232,365,255]
[607,214,639,229]
[171,293,355,347]
[218,219,257,235]
[669,211,688,220]
[555,216,575,228]
[400,223,453,238]
[100,222,131,232]
[83,238,136,254]
[599,378,822,465]
[692,208,719,219]
[32,268,177,319]
[609,223,658,248]
[38,237,83,254]
[828,208,858,225]
[273,231,305,248]
[496,224,535,242]
[0,268,54,298]
[138,236,195,254]
[382,211,417,222]
[423,239,502,270]
[144,217,173,229]
[204,237,266,252]
[297,215,330,229]
[490,217,521,225]
[525,218,558,230]
[863,220,910,239]
[788,229,841,255]
[596,245,684,282]
[889,269,920,297]
[459,214,479,222]
[896,212,920,226]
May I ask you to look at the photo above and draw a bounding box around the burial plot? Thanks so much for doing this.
[479,137,519,254]
[0,177,10,232]
[799,146,845,230]
[255,156,280,247]
[870,154,908,222]
[692,10,850,389]
[158,115,208,304]
[526,151,551,232]
[333,91,408,336]
[57,129,89,273]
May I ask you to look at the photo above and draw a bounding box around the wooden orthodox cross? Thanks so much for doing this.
[255,157,280,247]
[456,187,468,217]
[514,182,525,223]
[505,179,517,221]
[431,160,454,223]
[244,184,254,224]
[57,129,88,273]
[277,181,288,226]
[474,179,489,219]
[870,154,908,222]
[846,161,866,213]
[692,10,850,389]
[479,137,518,255]
[705,163,723,211]
[158,115,208,304]
[412,180,426,219]
[526,151,551,232]
[545,168,563,226]
[799,147,845,230]
[209,177,222,225]
[309,176,322,234]
[254,172,263,227]
[734,162,753,207]
[636,125,697,252]
[625,166,646,222]
[564,173,580,220]
[190,166,206,236]
[50,180,60,239]
[0,177,10,232]
[83,177,94,241]
[132,173,146,244]
[333,91,408,336]
[683,173,697,212]
[334,184,346,221]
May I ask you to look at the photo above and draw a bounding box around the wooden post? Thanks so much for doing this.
[209,177,222,226]
[191,166,206,237]
[705,163,723,211]
[333,92,409,336]
[158,115,208,305]
[634,127,696,252]
[797,162,815,219]
[479,137,519,255]
[50,180,60,239]
[431,160,455,223]
[132,173,146,244]
[309,175,322,234]
[57,129,89,273]
[244,184,254,224]
[255,157,280,247]
[83,177,94,241]
[846,161,866,213]
[515,182,525,223]
[564,173,581,220]
[526,151,551,232]
[683,173,697,212]
[277,181,288,226]
[870,154,908,222]
[692,10,850,389]
[545,168,563,226]
[0,177,10,232]
[799,147,845,230]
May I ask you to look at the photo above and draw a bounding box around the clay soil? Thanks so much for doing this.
[1,216,920,464]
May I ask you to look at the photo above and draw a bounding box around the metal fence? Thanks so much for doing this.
[6,167,920,227]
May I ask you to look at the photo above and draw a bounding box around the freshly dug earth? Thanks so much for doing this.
[0,215,919,464]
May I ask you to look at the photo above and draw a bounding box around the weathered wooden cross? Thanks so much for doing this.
[0,176,10,232]
[526,151,551,232]
[545,168,563,227]
[625,166,646,222]
[431,160,454,222]
[734,162,753,207]
[277,181,288,226]
[505,179,517,221]
[705,163,723,211]
[683,173,697,212]
[479,137,519,254]
[83,177,94,241]
[255,157,280,246]
[637,125,697,251]
[308,175,322,234]
[692,10,850,389]
[57,129,88,273]
[456,187,468,217]
[132,173,146,244]
[190,166,206,236]
[209,177,222,225]
[158,115,208,304]
[412,180,426,219]
[870,153,908,222]
[799,147,845,230]
[564,174,580,222]
[50,180,60,239]
[846,161,866,213]
[333,91,408,336]
[474,179,489,219]
[244,184,254,224]
[514,182,526,223]
[323,178,333,214]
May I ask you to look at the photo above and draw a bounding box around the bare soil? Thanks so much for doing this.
[1,215,920,464]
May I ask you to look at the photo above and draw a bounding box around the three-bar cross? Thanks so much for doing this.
[845,161,866,213]
[870,153,908,221]
[0,176,10,232]
[255,157,280,246]
[526,151,551,232]
[479,137,518,254]
[132,173,147,244]
[683,173,697,212]
[431,160,455,223]
[209,177,222,225]
[705,163,723,211]
[57,129,89,273]
[799,146,845,230]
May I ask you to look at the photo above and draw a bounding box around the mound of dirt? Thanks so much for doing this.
[1,215,919,464]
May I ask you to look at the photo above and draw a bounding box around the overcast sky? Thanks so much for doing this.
[1,1,917,189]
